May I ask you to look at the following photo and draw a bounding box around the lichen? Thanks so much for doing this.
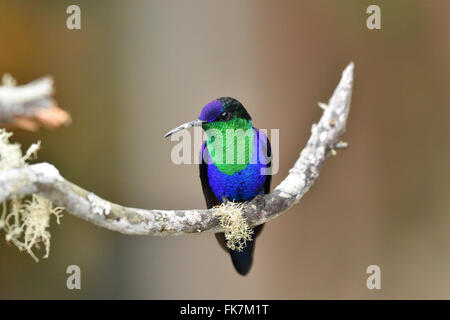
[2,73,17,87]
[212,202,253,252]
[0,128,63,262]
[0,129,40,171]
[1,195,63,262]
[88,193,111,216]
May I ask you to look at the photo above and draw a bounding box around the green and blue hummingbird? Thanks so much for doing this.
[165,97,271,275]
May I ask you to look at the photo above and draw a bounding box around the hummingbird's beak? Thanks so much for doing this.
[164,119,205,138]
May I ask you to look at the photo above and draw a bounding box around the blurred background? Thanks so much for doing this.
[0,0,448,299]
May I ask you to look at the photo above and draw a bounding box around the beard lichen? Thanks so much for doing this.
[0,195,63,262]
[212,202,253,252]
[0,129,63,262]
[0,129,40,171]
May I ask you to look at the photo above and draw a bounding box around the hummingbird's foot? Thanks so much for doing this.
[222,195,229,204]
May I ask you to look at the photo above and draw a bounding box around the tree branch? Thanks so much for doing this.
[0,62,354,236]
[0,75,70,130]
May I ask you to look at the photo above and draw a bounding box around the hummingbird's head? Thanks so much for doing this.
[164,97,252,138]
[198,97,251,123]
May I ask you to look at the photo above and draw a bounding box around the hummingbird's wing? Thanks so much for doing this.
[199,141,221,209]
[252,128,272,239]
[199,141,229,252]
[256,128,272,195]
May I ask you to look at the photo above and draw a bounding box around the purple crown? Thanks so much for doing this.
[198,99,223,122]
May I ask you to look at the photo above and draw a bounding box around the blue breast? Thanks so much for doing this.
[203,129,270,202]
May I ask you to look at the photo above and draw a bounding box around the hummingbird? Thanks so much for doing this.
[165,97,271,275]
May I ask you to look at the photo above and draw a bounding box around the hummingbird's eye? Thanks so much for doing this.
[219,111,231,121]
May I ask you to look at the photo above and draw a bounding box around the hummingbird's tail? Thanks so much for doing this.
[228,238,256,275]
[215,224,264,276]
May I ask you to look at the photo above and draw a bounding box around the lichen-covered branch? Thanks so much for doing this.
[0,62,354,236]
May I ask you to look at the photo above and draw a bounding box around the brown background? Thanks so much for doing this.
[0,0,449,299]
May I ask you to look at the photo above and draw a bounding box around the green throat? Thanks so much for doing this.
[203,118,254,175]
